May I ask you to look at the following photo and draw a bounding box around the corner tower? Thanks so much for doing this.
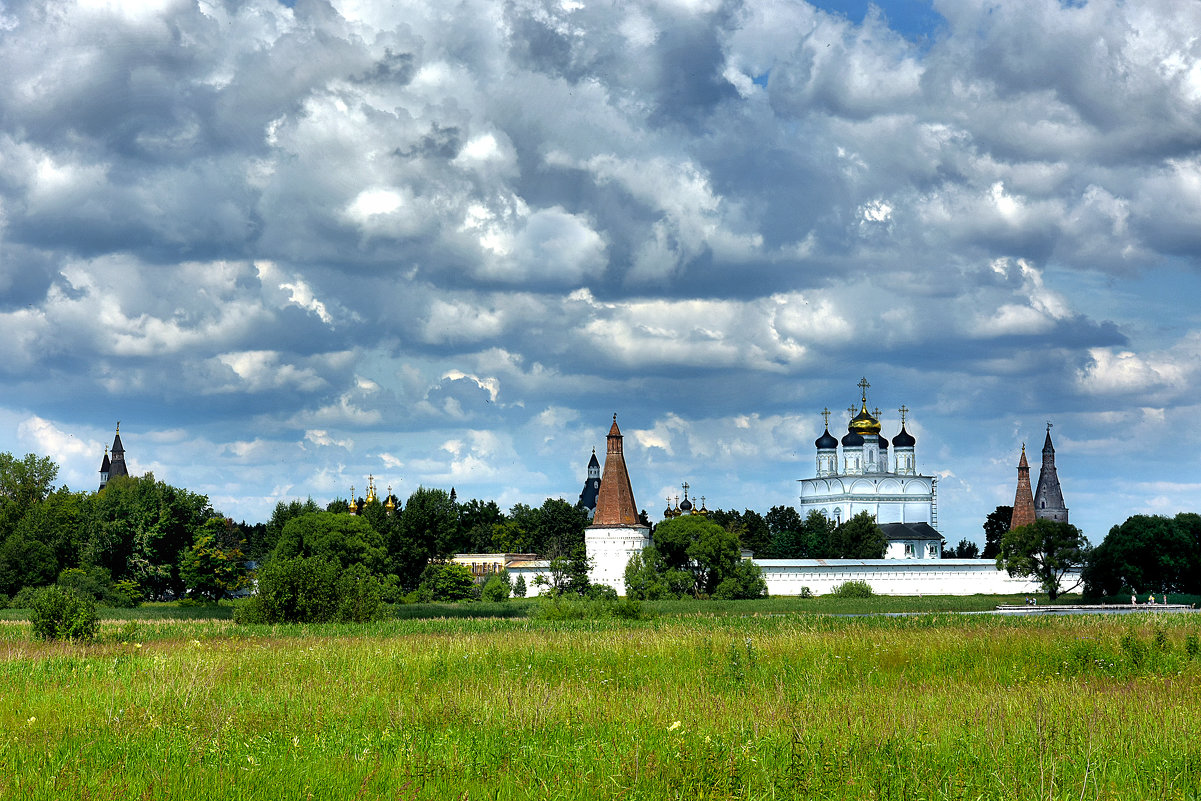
[99,423,129,490]
[1033,424,1068,523]
[586,415,651,592]
[1009,445,1037,530]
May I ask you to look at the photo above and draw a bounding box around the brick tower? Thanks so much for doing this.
[586,414,651,592]
[1009,444,1036,530]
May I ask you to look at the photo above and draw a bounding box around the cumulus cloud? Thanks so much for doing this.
[1,0,1200,541]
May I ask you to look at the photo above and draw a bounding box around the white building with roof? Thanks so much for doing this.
[798,379,940,559]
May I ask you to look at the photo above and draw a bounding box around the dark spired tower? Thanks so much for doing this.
[1033,423,1068,523]
[577,448,601,520]
[99,422,129,490]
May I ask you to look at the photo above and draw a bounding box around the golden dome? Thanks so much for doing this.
[848,403,881,436]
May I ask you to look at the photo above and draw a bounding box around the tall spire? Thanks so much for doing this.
[1033,423,1069,523]
[108,423,128,479]
[1009,444,1036,530]
[590,414,640,527]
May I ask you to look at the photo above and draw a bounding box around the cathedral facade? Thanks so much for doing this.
[798,380,941,559]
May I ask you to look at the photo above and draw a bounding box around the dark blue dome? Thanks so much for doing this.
[842,430,864,447]
[878,434,889,449]
[815,428,839,449]
[892,425,916,447]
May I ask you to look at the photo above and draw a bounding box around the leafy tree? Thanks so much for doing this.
[539,542,593,596]
[0,531,57,597]
[644,515,744,597]
[180,518,249,601]
[87,473,214,599]
[997,518,1090,600]
[830,512,887,559]
[712,559,768,600]
[417,562,476,602]
[1082,514,1198,596]
[57,566,140,607]
[512,573,527,597]
[0,452,59,534]
[765,506,804,557]
[944,539,980,559]
[254,498,322,560]
[536,498,590,557]
[273,512,386,574]
[982,505,1012,559]
[800,510,837,558]
[393,488,459,588]
[457,499,504,553]
[624,547,671,600]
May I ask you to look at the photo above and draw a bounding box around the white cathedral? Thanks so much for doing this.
[798,379,942,559]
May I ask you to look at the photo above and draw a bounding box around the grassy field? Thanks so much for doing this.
[3,601,1201,799]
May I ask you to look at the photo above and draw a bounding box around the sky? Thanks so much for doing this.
[2,0,1200,547]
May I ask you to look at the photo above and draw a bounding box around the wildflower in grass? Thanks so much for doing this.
[668,720,681,731]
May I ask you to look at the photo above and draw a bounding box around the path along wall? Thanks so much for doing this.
[755,559,1082,596]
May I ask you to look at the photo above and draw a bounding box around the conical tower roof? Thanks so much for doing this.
[108,423,129,478]
[1034,425,1068,523]
[1009,445,1036,530]
[591,415,641,527]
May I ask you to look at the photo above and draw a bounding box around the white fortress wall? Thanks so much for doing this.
[754,559,1083,596]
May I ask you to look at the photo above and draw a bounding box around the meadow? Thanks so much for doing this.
[2,600,1200,800]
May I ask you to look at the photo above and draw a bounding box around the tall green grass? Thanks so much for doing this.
[3,612,1200,799]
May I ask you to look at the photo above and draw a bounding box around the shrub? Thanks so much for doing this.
[831,580,874,598]
[29,586,99,642]
[512,574,527,598]
[417,563,476,602]
[0,593,8,610]
[799,586,813,598]
[57,567,141,608]
[10,586,40,609]
[585,583,619,601]
[712,559,768,600]
[481,574,511,603]
[234,557,386,625]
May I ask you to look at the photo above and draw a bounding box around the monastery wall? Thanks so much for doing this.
[755,558,1082,596]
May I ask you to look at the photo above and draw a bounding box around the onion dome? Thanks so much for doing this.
[679,496,693,513]
[815,428,839,449]
[892,425,916,448]
[841,430,864,447]
[848,403,881,436]
[878,434,889,450]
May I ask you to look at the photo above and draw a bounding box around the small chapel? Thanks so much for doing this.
[797,379,942,559]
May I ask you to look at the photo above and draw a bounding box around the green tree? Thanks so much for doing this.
[764,506,803,556]
[647,515,743,597]
[417,562,476,601]
[253,498,322,560]
[535,498,590,557]
[712,558,768,600]
[235,556,384,624]
[0,452,59,534]
[393,488,459,588]
[982,505,1012,559]
[87,473,214,599]
[29,585,98,642]
[831,512,887,559]
[512,574,527,598]
[491,503,539,553]
[1082,514,1197,596]
[273,512,386,573]
[457,499,504,553]
[997,518,1090,600]
[944,539,980,559]
[800,510,837,558]
[180,518,249,601]
[481,572,511,602]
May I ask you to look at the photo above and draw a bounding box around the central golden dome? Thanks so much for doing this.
[848,403,881,436]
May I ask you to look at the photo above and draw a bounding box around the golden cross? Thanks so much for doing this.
[857,377,870,403]
[898,405,909,425]
[821,407,831,427]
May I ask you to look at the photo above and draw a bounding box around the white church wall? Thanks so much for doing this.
[586,526,652,593]
[754,559,1081,596]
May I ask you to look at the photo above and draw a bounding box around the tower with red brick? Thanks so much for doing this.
[1009,444,1037,530]
[586,414,651,592]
